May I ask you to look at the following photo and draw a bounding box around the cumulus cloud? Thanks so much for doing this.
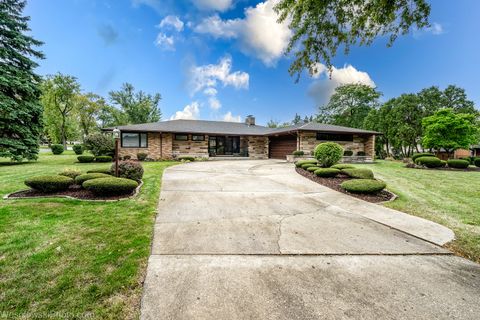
[154,33,175,51]
[170,101,200,120]
[203,87,218,96]
[222,111,241,122]
[208,96,222,110]
[308,63,376,106]
[158,15,184,31]
[194,0,291,65]
[191,0,233,12]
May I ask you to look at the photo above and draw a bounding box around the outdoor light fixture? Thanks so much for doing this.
[113,128,120,177]
[113,127,120,139]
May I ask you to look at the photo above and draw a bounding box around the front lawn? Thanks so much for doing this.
[358,160,480,263]
[0,152,176,319]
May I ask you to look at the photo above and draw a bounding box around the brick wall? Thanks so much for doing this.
[298,131,374,156]
[118,132,162,160]
[172,134,209,158]
[248,136,268,159]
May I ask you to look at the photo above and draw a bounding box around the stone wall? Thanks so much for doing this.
[298,131,373,156]
[118,132,161,160]
[247,136,268,159]
[172,134,209,158]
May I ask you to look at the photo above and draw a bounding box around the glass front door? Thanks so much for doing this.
[209,136,240,156]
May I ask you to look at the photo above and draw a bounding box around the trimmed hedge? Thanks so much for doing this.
[51,144,64,155]
[25,175,74,193]
[95,155,112,162]
[343,150,353,156]
[342,168,374,179]
[292,150,304,156]
[295,159,317,167]
[59,168,82,179]
[314,142,343,167]
[314,168,340,177]
[447,159,470,169]
[475,158,480,167]
[416,156,442,168]
[75,173,110,185]
[331,164,355,170]
[440,160,447,168]
[77,155,95,163]
[87,168,112,175]
[306,166,320,172]
[178,156,195,162]
[137,152,148,161]
[301,163,317,170]
[340,179,386,194]
[83,177,138,196]
[72,144,84,155]
[112,161,144,181]
[412,152,435,162]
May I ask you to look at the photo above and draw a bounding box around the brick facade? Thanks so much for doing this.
[298,131,374,157]
[247,136,268,159]
[172,134,209,158]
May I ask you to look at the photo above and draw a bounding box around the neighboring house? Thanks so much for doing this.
[104,115,378,160]
[436,148,472,160]
[471,145,480,157]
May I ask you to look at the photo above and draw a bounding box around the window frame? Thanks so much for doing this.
[316,132,354,142]
[121,132,148,148]
[174,133,189,141]
[192,134,205,141]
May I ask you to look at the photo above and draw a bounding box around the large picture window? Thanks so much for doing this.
[121,132,148,148]
[192,134,205,141]
[316,132,354,142]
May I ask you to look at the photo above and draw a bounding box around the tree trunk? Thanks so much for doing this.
[61,114,67,149]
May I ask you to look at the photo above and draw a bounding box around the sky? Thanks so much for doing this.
[25,0,480,125]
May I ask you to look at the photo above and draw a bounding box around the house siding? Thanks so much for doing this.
[247,136,268,159]
[172,134,209,158]
[298,131,375,157]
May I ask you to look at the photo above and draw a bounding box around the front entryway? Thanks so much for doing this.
[208,136,241,156]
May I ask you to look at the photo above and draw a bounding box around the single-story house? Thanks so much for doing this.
[104,115,379,160]
[471,145,480,157]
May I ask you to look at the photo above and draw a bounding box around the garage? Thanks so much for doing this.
[268,135,297,159]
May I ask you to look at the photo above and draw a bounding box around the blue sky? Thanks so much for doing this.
[25,0,480,124]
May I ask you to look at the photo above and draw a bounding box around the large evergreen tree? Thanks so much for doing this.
[0,0,44,161]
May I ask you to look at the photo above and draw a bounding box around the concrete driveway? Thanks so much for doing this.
[141,160,480,320]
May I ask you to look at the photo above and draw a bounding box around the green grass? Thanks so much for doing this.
[358,160,480,262]
[0,152,176,319]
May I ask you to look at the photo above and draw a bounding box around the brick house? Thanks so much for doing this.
[105,115,379,160]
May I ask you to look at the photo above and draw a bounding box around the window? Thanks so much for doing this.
[316,132,354,142]
[192,134,205,141]
[121,132,148,148]
[174,133,189,141]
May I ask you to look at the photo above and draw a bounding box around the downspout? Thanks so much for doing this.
[160,132,163,159]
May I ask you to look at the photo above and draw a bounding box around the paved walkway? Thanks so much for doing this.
[141,160,480,320]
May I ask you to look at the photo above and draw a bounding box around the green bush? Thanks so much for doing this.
[72,144,84,155]
[314,142,343,167]
[122,155,132,160]
[178,156,195,161]
[75,173,110,185]
[331,164,355,170]
[416,156,442,168]
[59,168,82,179]
[25,175,74,193]
[87,168,112,175]
[137,152,148,161]
[340,179,386,194]
[95,155,112,162]
[447,159,470,169]
[357,151,366,156]
[342,168,374,179]
[301,163,317,170]
[112,161,144,182]
[306,166,320,172]
[475,158,480,167]
[343,150,353,156]
[294,159,317,167]
[292,150,304,156]
[412,152,435,162]
[77,155,95,163]
[440,160,447,167]
[84,133,114,157]
[51,144,64,155]
[314,168,340,177]
[83,177,138,196]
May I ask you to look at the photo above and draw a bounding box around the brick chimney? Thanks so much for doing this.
[245,115,255,126]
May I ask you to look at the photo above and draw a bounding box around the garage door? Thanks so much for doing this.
[269,136,297,159]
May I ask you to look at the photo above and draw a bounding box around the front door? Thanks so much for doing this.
[209,136,241,156]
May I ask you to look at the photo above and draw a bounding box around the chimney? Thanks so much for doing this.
[245,115,255,126]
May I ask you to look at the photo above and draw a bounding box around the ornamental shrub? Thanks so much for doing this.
[341,168,374,179]
[416,156,442,168]
[292,150,304,156]
[294,159,317,167]
[343,150,353,156]
[95,155,112,162]
[412,153,435,162]
[314,142,343,167]
[440,160,447,168]
[306,166,320,172]
[475,158,480,167]
[72,144,84,155]
[447,159,470,169]
[25,175,73,193]
[83,177,138,196]
[112,161,144,182]
[314,168,340,177]
[123,155,131,160]
[87,168,113,175]
[77,155,95,163]
[59,168,82,179]
[137,152,148,161]
[301,163,317,170]
[178,156,195,162]
[51,144,64,155]
[75,173,110,185]
[340,179,386,194]
[331,164,355,170]
[84,133,114,156]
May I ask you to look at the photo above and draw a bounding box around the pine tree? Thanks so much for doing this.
[0,0,44,161]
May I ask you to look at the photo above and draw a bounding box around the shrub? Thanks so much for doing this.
[137,152,148,161]
[416,156,442,168]
[301,163,317,170]
[314,142,343,167]
[75,173,110,185]
[475,158,480,167]
[314,168,340,177]
[84,133,114,156]
[412,152,435,162]
[357,151,366,156]
[51,144,64,155]
[83,177,138,196]
[294,159,317,167]
[340,179,386,194]
[87,168,112,175]
[123,155,131,160]
[342,168,374,179]
[440,160,447,167]
[77,155,95,163]
[25,175,73,193]
[178,156,195,162]
[306,166,320,172]
[331,164,355,170]
[447,159,470,169]
[59,168,82,179]
[343,150,353,156]
[292,150,304,156]
[95,155,112,162]
[72,144,84,155]
[112,161,144,181]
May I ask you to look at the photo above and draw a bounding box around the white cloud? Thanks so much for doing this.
[154,33,175,51]
[158,15,184,32]
[191,0,233,12]
[203,87,218,96]
[308,63,375,106]
[208,96,222,110]
[194,0,291,65]
[170,101,200,120]
[222,111,241,122]
[413,22,444,38]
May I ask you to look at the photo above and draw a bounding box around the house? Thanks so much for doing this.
[105,115,379,160]
[471,145,480,157]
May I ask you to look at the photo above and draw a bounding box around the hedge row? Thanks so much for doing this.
[77,155,112,163]
[83,177,138,196]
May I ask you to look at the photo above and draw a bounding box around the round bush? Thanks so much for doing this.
[123,155,132,160]
[331,164,355,170]
[59,168,82,179]
[95,155,112,162]
[343,150,353,156]
[301,163,317,170]
[83,177,138,196]
[25,175,73,193]
[412,153,435,162]
[178,156,195,162]
[72,144,84,155]
[87,168,112,175]
[447,159,470,169]
[75,173,110,185]
[306,166,320,172]
[416,156,442,168]
[294,159,317,168]
[340,179,386,194]
[475,158,480,168]
[440,160,447,167]
[137,152,148,161]
[77,155,95,163]
[314,168,340,177]
[314,142,343,167]
[51,144,64,155]
[111,161,144,181]
[292,150,304,156]
[341,168,374,179]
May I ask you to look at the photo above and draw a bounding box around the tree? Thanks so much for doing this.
[109,83,162,124]
[292,113,302,125]
[267,119,279,128]
[318,84,381,129]
[75,93,106,140]
[422,109,478,158]
[442,85,477,115]
[0,0,44,161]
[41,74,81,148]
[274,0,430,79]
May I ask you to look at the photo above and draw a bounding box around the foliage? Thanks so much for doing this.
[314,142,343,167]
[341,168,374,179]
[343,150,353,156]
[58,168,82,179]
[412,152,435,162]
[475,158,480,168]
[113,161,144,182]
[72,144,84,155]
[292,150,304,156]
[86,168,113,175]
[314,168,340,177]
[0,0,44,161]
[178,156,195,162]
[331,164,355,170]
[306,166,320,172]
[95,155,112,162]
[274,0,430,80]
[137,152,148,161]
[295,159,317,167]
[77,155,95,163]
[83,177,138,196]
[301,163,317,170]
[75,173,110,185]
[50,144,64,155]
[447,159,470,169]
[74,93,107,138]
[415,156,442,168]
[24,175,73,192]
[340,179,386,194]
[84,133,114,156]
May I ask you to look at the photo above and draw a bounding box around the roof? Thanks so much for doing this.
[104,119,380,136]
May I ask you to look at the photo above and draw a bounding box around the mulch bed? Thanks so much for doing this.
[295,167,394,203]
[6,184,136,201]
